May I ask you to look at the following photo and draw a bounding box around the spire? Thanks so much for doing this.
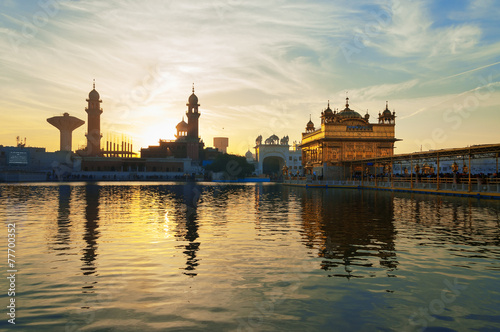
[309,114,312,121]
[386,100,389,110]
[346,97,349,108]
[93,79,95,89]
[192,82,195,93]
[327,100,330,108]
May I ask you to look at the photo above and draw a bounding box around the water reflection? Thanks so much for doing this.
[167,184,202,277]
[296,189,398,278]
[393,194,500,267]
[3,182,500,331]
[55,185,71,249]
[253,184,294,236]
[82,185,100,280]
[182,184,201,277]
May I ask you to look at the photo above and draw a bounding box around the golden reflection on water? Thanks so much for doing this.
[292,187,399,278]
[1,183,500,331]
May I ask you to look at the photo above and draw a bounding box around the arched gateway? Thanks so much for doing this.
[254,135,302,176]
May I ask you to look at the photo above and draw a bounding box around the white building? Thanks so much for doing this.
[253,134,302,176]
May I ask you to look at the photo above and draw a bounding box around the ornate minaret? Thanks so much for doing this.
[378,101,396,124]
[85,80,103,156]
[186,83,200,141]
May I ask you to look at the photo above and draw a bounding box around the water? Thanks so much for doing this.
[1,182,499,331]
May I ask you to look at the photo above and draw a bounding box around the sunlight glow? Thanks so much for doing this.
[1,1,499,154]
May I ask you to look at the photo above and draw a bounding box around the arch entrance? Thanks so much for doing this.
[262,156,285,175]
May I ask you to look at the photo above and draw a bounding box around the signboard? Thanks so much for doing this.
[8,151,28,165]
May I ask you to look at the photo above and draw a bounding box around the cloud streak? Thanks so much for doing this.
[0,0,499,154]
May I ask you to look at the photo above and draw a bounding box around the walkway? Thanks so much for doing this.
[284,177,500,199]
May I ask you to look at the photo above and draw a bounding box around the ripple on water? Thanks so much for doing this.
[1,183,499,331]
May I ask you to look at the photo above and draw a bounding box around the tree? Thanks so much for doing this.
[204,153,254,179]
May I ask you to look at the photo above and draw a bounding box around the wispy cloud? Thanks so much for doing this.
[0,0,499,153]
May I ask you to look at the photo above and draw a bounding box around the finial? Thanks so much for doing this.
[327,100,330,108]
[192,83,195,93]
[309,114,311,121]
[93,79,95,89]
[386,100,388,109]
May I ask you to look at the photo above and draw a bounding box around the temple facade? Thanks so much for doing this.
[301,98,400,177]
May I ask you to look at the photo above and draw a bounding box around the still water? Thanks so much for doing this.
[1,182,500,331]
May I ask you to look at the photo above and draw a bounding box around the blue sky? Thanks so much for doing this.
[1,0,499,154]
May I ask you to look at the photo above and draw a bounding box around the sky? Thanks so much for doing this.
[1,0,499,156]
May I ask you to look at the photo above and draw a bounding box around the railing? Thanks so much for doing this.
[283,176,500,194]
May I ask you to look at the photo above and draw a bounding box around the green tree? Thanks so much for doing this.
[204,153,254,179]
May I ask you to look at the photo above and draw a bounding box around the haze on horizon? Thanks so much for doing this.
[1,0,499,155]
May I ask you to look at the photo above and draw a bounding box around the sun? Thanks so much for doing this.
[137,120,178,150]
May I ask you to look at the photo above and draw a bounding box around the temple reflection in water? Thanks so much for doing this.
[10,182,500,331]
[294,187,399,277]
[392,194,500,247]
[46,183,500,282]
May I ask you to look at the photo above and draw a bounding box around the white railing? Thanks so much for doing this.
[283,177,500,194]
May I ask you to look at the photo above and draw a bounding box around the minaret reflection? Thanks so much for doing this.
[55,185,72,249]
[82,184,100,279]
[299,189,398,278]
[177,184,201,277]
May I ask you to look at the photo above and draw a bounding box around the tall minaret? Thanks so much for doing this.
[85,80,103,156]
[186,83,200,141]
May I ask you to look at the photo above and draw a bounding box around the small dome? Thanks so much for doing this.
[245,150,253,159]
[324,101,333,116]
[189,93,198,105]
[382,101,392,116]
[307,119,315,128]
[176,118,188,130]
[324,107,333,116]
[188,84,198,105]
[89,88,100,100]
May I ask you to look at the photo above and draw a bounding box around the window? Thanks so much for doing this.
[289,156,292,160]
